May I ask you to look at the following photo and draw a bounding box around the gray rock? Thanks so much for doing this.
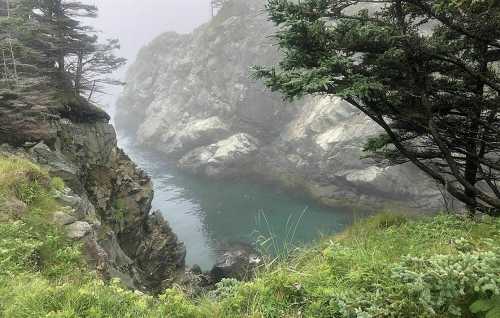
[29,142,78,184]
[210,242,261,281]
[178,133,260,178]
[161,116,231,156]
[1,89,187,293]
[66,221,92,239]
[116,0,446,212]
[53,211,77,226]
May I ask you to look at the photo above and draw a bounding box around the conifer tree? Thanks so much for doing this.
[1,0,125,98]
[256,0,500,216]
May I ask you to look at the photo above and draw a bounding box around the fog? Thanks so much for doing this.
[85,0,211,108]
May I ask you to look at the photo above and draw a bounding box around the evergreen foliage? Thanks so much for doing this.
[254,0,500,216]
[0,0,125,99]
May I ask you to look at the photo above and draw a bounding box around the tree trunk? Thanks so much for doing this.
[5,0,18,85]
[1,49,8,81]
[54,0,65,82]
[74,51,83,96]
[464,42,489,216]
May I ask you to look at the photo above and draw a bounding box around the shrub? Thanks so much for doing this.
[51,177,66,192]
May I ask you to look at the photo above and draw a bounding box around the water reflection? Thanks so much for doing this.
[120,140,364,270]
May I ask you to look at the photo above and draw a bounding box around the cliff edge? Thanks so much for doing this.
[0,89,186,293]
[116,0,447,212]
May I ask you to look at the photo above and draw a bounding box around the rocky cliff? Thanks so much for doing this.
[0,89,186,293]
[116,0,447,212]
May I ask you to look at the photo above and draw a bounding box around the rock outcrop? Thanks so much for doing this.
[178,133,260,178]
[116,0,446,212]
[209,242,261,282]
[0,90,185,293]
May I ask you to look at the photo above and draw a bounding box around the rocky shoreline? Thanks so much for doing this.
[0,90,186,293]
[116,0,448,213]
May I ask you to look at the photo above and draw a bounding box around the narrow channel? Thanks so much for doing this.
[120,139,365,270]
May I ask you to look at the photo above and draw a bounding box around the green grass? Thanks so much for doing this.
[211,213,500,317]
[0,155,499,317]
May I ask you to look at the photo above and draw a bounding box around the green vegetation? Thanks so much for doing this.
[255,0,500,216]
[0,0,125,99]
[0,156,499,317]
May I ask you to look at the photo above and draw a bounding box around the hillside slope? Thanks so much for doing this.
[1,171,498,318]
[0,88,185,293]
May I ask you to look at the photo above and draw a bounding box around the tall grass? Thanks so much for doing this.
[254,207,310,269]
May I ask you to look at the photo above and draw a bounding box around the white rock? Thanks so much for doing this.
[66,221,92,240]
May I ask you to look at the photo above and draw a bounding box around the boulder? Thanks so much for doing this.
[66,221,92,239]
[178,133,260,178]
[53,211,77,226]
[29,142,79,185]
[210,242,261,282]
[160,116,231,156]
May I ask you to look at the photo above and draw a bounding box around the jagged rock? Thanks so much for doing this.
[159,116,231,156]
[0,89,186,293]
[0,90,58,146]
[116,0,445,212]
[115,0,288,146]
[178,133,260,178]
[66,221,92,239]
[53,211,77,226]
[29,142,79,187]
[259,97,444,211]
[134,212,187,289]
[57,193,93,218]
[210,242,261,282]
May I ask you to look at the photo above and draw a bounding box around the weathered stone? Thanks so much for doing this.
[66,221,92,239]
[29,142,79,187]
[1,86,186,293]
[159,117,231,156]
[178,133,260,178]
[116,0,446,212]
[210,242,261,282]
[53,211,77,226]
[0,91,58,146]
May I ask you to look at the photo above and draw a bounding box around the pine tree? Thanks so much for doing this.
[1,0,125,98]
[256,0,500,216]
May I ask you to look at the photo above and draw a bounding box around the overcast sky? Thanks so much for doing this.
[90,0,210,61]
[84,0,211,108]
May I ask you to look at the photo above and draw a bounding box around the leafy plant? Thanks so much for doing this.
[470,296,500,318]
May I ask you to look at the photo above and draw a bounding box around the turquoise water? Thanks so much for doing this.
[122,142,365,270]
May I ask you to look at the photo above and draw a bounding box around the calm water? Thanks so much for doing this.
[121,141,364,270]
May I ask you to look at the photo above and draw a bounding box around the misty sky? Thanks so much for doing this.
[84,0,211,108]
[90,0,210,61]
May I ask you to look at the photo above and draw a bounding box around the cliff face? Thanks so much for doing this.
[0,90,185,293]
[116,0,447,212]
